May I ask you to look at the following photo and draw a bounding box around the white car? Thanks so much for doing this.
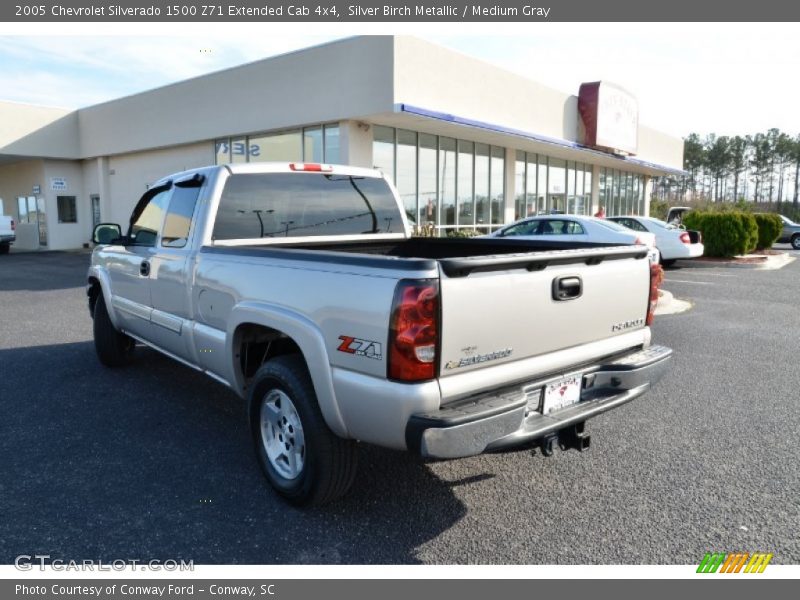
[488,215,658,253]
[608,216,704,266]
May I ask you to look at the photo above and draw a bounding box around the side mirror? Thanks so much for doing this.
[92,223,122,245]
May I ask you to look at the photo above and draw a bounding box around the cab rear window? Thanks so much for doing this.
[212,173,405,240]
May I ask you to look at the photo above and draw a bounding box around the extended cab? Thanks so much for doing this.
[88,163,672,505]
[0,215,15,254]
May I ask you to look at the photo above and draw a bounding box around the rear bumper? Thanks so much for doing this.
[406,344,672,459]
[0,234,15,244]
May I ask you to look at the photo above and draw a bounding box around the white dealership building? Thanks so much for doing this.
[0,35,684,251]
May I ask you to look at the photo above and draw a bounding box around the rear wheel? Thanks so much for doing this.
[792,234,800,250]
[93,293,135,367]
[0,243,9,255]
[249,355,358,506]
[660,258,676,268]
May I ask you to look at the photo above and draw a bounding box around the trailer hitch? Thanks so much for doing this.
[537,422,591,456]
[559,421,591,452]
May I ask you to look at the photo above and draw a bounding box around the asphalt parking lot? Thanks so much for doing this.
[1,249,799,565]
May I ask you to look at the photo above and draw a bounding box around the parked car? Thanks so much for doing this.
[608,216,704,266]
[0,215,15,254]
[776,215,800,249]
[486,215,658,255]
[88,163,672,506]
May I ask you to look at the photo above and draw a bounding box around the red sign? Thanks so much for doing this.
[578,82,639,155]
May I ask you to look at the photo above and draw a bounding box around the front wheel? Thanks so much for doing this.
[249,355,358,506]
[660,258,676,268]
[792,235,800,250]
[93,293,135,367]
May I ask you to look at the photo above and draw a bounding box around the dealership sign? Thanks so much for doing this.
[578,82,638,155]
[50,177,67,191]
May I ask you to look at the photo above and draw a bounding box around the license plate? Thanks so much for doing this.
[542,375,582,415]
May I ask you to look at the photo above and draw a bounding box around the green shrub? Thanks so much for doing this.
[752,213,783,250]
[445,229,480,238]
[682,210,758,257]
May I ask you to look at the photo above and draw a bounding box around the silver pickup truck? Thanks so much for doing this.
[88,163,672,506]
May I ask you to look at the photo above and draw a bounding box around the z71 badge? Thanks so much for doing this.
[337,336,383,360]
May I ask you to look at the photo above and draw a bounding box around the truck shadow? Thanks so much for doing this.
[0,341,467,564]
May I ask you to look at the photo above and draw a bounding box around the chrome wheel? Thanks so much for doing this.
[260,389,305,480]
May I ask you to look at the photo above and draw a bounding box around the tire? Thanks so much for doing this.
[0,243,9,255]
[249,355,357,507]
[93,293,135,367]
[660,258,676,268]
[792,235,800,250]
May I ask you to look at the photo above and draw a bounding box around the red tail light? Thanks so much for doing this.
[388,280,439,382]
[289,163,333,172]
[646,263,664,326]
[10,219,14,231]
[680,232,691,244]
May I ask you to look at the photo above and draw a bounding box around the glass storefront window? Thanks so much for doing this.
[457,140,474,226]
[475,143,490,226]
[526,154,537,217]
[439,137,457,226]
[323,124,340,164]
[250,130,302,162]
[372,125,395,182]
[567,162,577,214]
[215,139,230,165]
[548,158,566,213]
[537,158,547,215]
[230,137,248,163]
[514,151,525,220]
[419,133,438,226]
[396,129,418,225]
[490,146,504,225]
[303,127,323,163]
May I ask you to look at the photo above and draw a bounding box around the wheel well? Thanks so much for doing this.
[234,323,303,390]
[87,277,101,317]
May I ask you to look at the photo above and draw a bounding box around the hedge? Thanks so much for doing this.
[752,213,783,250]
[682,211,758,257]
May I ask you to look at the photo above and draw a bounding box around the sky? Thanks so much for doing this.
[0,23,798,139]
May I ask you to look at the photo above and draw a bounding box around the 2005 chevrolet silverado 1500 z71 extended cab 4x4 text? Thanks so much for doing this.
[87,163,672,506]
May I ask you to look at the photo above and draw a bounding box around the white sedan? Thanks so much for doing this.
[607,216,704,266]
[488,215,658,250]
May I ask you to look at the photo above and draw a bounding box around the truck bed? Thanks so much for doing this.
[203,237,649,277]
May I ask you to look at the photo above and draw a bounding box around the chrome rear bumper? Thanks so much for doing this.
[406,344,672,459]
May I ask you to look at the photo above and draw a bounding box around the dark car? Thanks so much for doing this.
[777,215,800,249]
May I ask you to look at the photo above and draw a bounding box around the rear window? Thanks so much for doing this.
[212,173,405,240]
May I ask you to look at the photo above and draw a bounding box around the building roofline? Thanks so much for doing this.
[396,103,687,177]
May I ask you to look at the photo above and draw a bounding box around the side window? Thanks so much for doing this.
[161,184,202,248]
[542,220,584,235]
[502,220,539,236]
[129,188,171,247]
[564,221,585,234]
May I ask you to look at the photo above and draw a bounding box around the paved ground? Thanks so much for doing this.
[1,248,798,565]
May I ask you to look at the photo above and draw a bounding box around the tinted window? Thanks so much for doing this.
[162,185,201,248]
[130,188,171,247]
[501,220,539,236]
[212,173,405,240]
[540,219,584,235]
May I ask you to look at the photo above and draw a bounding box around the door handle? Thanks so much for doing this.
[552,275,582,301]
[140,260,150,277]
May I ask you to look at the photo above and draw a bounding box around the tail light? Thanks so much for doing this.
[680,232,691,244]
[634,236,654,248]
[10,219,14,231]
[388,280,439,382]
[646,263,664,326]
[289,163,333,172]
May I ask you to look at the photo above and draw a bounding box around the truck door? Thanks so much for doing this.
[147,174,205,359]
[106,184,172,339]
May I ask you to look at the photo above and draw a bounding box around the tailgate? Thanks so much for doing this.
[438,248,650,376]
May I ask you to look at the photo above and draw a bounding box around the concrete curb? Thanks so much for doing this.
[655,288,692,316]
[677,252,796,270]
